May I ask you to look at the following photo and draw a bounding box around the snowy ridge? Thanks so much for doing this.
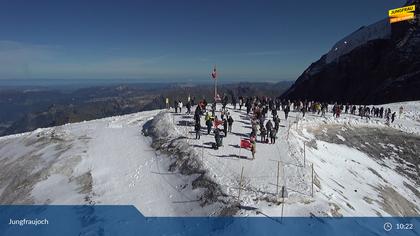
[145,111,235,215]
[326,19,391,63]
[0,109,226,216]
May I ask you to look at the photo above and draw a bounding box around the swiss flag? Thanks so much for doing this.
[240,139,252,149]
[211,66,217,80]
[214,119,224,127]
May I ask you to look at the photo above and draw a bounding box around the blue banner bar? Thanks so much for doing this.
[0,206,419,236]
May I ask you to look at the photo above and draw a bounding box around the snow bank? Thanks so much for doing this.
[288,100,420,216]
[146,111,237,215]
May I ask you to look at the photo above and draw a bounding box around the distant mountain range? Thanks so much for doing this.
[0,82,293,136]
[281,0,420,104]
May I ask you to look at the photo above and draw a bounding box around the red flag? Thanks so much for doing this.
[214,119,224,127]
[211,66,217,80]
[240,139,252,149]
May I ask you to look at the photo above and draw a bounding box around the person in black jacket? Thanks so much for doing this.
[186,101,191,114]
[174,100,178,113]
[214,128,223,149]
[270,129,277,144]
[227,116,234,133]
[194,122,201,139]
[284,105,290,120]
[223,118,228,137]
[274,115,280,132]
[265,120,273,134]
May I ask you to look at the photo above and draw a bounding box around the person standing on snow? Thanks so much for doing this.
[232,96,237,110]
[178,101,183,113]
[214,128,223,149]
[260,126,267,143]
[222,118,228,137]
[265,120,273,134]
[321,103,327,117]
[220,109,225,120]
[165,98,169,109]
[222,95,228,111]
[251,139,256,159]
[391,112,396,123]
[194,122,201,140]
[246,100,252,115]
[195,108,202,123]
[174,100,178,113]
[239,96,244,110]
[186,101,191,114]
[251,118,259,137]
[399,106,403,119]
[301,105,307,118]
[274,115,280,132]
[227,115,234,133]
[284,105,290,120]
[271,107,278,119]
[386,112,391,125]
[206,116,213,134]
[270,128,277,144]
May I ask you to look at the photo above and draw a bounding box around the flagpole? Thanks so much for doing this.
[214,77,217,103]
[214,65,217,103]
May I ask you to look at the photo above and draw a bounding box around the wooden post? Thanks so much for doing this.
[201,145,204,162]
[239,140,242,159]
[311,163,314,198]
[304,142,306,167]
[281,186,285,223]
[276,161,280,197]
[238,166,244,201]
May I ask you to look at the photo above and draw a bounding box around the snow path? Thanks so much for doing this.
[69,110,221,216]
[171,105,313,215]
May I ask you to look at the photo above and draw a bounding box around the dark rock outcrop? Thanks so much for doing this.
[281,0,420,104]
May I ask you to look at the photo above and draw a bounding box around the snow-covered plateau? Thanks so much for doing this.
[0,101,419,218]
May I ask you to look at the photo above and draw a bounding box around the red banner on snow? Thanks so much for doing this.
[240,139,252,149]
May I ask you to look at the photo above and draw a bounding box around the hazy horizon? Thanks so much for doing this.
[0,78,295,88]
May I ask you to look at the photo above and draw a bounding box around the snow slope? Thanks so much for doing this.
[0,101,419,218]
[0,110,224,216]
[287,101,420,216]
[160,102,420,217]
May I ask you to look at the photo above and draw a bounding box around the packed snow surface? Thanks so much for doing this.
[0,100,419,218]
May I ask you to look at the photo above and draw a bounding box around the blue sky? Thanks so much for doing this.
[0,0,406,82]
